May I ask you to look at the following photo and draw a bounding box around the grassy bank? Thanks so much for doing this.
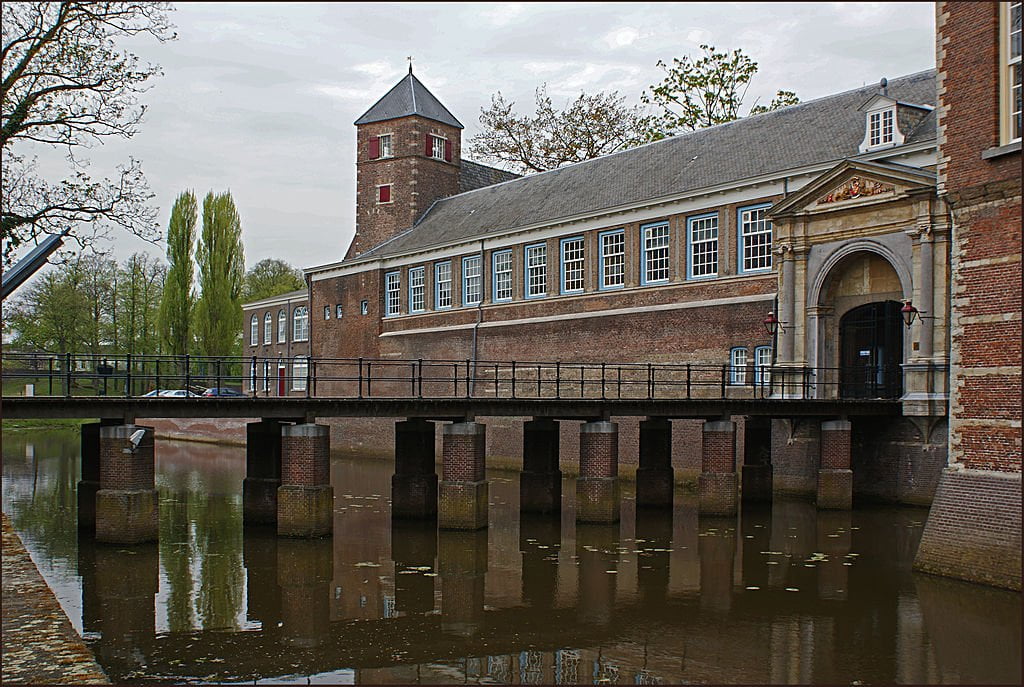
[1,418,94,432]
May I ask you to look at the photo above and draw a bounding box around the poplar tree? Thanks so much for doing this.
[194,191,244,358]
[158,191,197,356]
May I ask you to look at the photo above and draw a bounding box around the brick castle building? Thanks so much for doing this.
[242,2,1021,589]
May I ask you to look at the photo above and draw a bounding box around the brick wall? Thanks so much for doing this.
[579,424,618,478]
[441,426,485,482]
[281,431,330,487]
[701,423,736,474]
[99,428,155,491]
[819,423,851,470]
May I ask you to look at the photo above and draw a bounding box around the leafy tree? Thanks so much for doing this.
[4,264,91,352]
[1,1,175,266]
[642,44,799,139]
[158,191,197,356]
[116,252,166,356]
[242,258,304,302]
[469,85,653,174]
[193,191,244,358]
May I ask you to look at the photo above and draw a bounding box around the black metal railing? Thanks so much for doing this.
[1,351,906,402]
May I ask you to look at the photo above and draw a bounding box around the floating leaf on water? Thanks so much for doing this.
[423,572,438,577]
[843,562,853,566]
[767,561,780,565]
[605,570,618,574]
[785,587,799,592]
[355,562,380,567]
[827,534,840,538]
[760,551,785,555]
[745,535,754,539]
[745,586,760,590]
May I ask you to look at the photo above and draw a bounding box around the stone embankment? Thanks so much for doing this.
[2,513,108,684]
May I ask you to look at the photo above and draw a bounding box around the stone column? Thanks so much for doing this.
[96,424,158,544]
[392,419,438,519]
[439,422,488,530]
[780,246,796,363]
[278,538,332,648]
[636,418,673,509]
[576,421,619,523]
[277,423,333,537]
[817,420,853,510]
[244,419,284,525]
[918,225,935,360]
[520,418,561,514]
[741,417,773,502]
[439,529,488,636]
[392,520,437,615]
[699,420,738,516]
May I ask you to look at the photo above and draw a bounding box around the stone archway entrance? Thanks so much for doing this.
[839,301,903,398]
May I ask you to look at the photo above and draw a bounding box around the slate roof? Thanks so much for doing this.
[460,159,521,194]
[358,70,936,261]
[354,72,463,129]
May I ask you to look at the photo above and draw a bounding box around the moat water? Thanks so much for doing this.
[2,428,1020,685]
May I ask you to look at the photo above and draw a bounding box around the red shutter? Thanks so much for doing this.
[425,133,433,157]
[444,139,453,162]
[379,185,391,203]
[368,136,379,159]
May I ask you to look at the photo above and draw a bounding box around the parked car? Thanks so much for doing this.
[157,389,201,398]
[141,389,165,397]
[202,387,245,397]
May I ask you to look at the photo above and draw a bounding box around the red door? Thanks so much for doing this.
[278,366,286,396]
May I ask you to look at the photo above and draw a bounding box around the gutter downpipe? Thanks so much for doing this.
[469,239,485,396]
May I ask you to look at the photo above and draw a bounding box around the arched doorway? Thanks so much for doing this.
[839,301,903,398]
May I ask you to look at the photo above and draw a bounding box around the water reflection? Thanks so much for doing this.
[1,429,1020,684]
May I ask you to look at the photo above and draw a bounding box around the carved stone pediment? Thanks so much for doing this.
[815,176,896,206]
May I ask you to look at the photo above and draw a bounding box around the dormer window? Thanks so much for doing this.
[869,108,894,147]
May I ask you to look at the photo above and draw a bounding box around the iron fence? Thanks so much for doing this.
[1,351,904,401]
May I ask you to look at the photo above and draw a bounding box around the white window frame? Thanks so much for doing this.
[323,305,330,320]
[493,250,513,302]
[250,315,259,346]
[525,243,547,298]
[377,183,392,205]
[409,266,425,313]
[292,306,309,342]
[641,222,670,285]
[292,356,308,392]
[378,133,393,158]
[738,204,773,274]
[431,134,446,160]
[687,213,719,279]
[599,229,625,290]
[435,261,452,309]
[560,236,585,294]
[730,347,748,386]
[869,108,894,147]
[462,255,482,306]
[385,271,401,317]
[263,312,272,344]
[277,309,287,343]
[755,345,772,387]
[1002,1,1023,144]
[336,304,343,319]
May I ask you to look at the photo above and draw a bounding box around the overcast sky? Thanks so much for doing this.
[31,2,937,274]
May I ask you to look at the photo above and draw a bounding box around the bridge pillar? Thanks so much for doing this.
[392,419,438,519]
[520,418,561,514]
[817,420,853,509]
[699,420,739,516]
[439,529,488,636]
[637,418,673,509]
[741,417,773,502]
[78,420,117,531]
[576,421,620,523]
[277,423,333,537]
[95,424,158,544]
[244,419,284,525]
[439,422,488,530]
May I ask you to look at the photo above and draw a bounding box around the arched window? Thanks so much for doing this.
[277,309,287,343]
[292,306,309,342]
[250,315,259,346]
[263,312,272,344]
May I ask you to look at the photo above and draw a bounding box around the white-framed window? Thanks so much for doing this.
[687,213,718,279]
[739,204,772,273]
[292,306,309,342]
[292,356,308,392]
[277,309,286,343]
[493,250,513,302]
[435,261,452,309]
[431,134,446,160]
[360,300,369,315]
[462,255,482,306]
[599,229,625,290]
[409,266,425,313]
[263,312,272,344]
[385,271,401,316]
[525,243,547,298]
[730,347,748,385]
[1003,1,1023,144]
[323,305,330,320]
[560,236,585,294]
[336,304,343,319]
[249,358,257,390]
[377,184,392,204]
[250,315,259,346]
[755,345,772,387]
[641,222,670,284]
[378,133,393,158]
[868,108,894,147]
